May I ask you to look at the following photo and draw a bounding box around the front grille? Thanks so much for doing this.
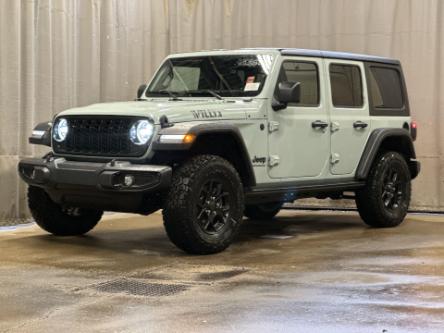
[53,116,149,157]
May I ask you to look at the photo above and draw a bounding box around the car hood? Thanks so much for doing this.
[57,98,263,124]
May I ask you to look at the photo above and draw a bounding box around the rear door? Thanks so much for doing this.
[325,60,371,175]
[268,57,330,179]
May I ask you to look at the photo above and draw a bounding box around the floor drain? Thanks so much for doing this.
[94,278,189,297]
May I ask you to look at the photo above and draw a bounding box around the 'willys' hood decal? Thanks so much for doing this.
[57,99,263,124]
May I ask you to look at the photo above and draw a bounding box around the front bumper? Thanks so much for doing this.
[18,157,172,212]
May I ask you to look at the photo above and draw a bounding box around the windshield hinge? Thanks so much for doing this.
[268,121,280,133]
[159,115,174,128]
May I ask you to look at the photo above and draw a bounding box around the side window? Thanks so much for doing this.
[368,66,404,109]
[276,61,319,107]
[329,64,363,108]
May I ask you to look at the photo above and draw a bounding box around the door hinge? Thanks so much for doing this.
[269,155,280,167]
[330,153,340,164]
[331,121,340,133]
[268,121,280,133]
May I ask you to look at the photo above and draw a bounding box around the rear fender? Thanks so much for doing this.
[356,128,419,180]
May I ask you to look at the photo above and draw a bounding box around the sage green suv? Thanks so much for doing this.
[19,48,420,254]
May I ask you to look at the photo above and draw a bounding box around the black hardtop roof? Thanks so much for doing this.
[279,48,400,65]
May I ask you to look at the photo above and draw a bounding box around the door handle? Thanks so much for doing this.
[353,121,368,129]
[311,120,329,130]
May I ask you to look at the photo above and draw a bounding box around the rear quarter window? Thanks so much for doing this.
[368,66,404,109]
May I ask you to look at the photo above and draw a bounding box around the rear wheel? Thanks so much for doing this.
[244,202,283,220]
[163,155,244,254]
[28,186,103,236]
[356,151,411,228]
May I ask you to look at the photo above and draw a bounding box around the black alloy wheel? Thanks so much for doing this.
[196,180,231,235]
[381,166,408,211]
[356,151,411,228]
[163,154,244,254]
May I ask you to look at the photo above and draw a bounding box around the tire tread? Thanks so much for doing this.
[28,186,102,236]
[356,151,411,228]
[163,155,243,254]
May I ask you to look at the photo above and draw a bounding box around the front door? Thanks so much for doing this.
[268,57,330,179]
[325,60,371,175]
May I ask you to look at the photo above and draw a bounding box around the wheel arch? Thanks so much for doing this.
[153,123,256,187]
[356,128,419,180]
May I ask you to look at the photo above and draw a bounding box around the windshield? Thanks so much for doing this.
[146,54,273,98]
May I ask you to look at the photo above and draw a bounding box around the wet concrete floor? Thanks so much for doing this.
[1,210,444,333]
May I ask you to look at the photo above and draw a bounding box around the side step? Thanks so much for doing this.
[245,180,365,204]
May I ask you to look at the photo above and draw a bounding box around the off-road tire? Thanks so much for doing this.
[244,202,283,220]
[28,186,103,236]
[356,151,411,228]
[163,155,244,254]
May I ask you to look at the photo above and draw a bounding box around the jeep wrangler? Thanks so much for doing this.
[19,48,420,254]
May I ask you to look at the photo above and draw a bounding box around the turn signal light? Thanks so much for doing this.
[159,133,196,144]
[182,134,196,144]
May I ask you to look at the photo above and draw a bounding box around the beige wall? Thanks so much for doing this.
[0,0,443,218]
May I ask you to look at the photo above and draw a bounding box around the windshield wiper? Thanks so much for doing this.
[158,90,182,101]
[202,89,223,100]
[188,89,224,100]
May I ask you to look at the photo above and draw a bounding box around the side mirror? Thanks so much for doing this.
[137,84,147,100]
[29,121,52,147]
[273,81,301,111]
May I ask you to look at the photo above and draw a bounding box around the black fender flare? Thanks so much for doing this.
[153,122,256,187]
[29,121,52,146]
[356,128,420,180]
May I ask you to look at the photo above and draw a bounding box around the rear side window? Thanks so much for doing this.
[367,67,404,108]
[277,61,319,106]
[329,64,363,108]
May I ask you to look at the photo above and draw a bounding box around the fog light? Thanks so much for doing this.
[124,175,135,187]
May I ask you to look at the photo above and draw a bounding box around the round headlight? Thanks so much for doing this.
[53,118,69,142]
[129,120,153,145]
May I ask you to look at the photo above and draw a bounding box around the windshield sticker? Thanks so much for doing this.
[257,54,274,74]
[236,58,260,67]
[244,82,260,92]
[191,109,223,119]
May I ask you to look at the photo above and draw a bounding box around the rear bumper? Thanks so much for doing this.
[409,159,421,179]
[18,157,172,212]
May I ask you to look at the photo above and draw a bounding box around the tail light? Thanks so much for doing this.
[410,121,417,141]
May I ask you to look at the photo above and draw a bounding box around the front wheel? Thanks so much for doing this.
[28,186,103,236]
[163,155,244,254]
[356,151,411,228]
